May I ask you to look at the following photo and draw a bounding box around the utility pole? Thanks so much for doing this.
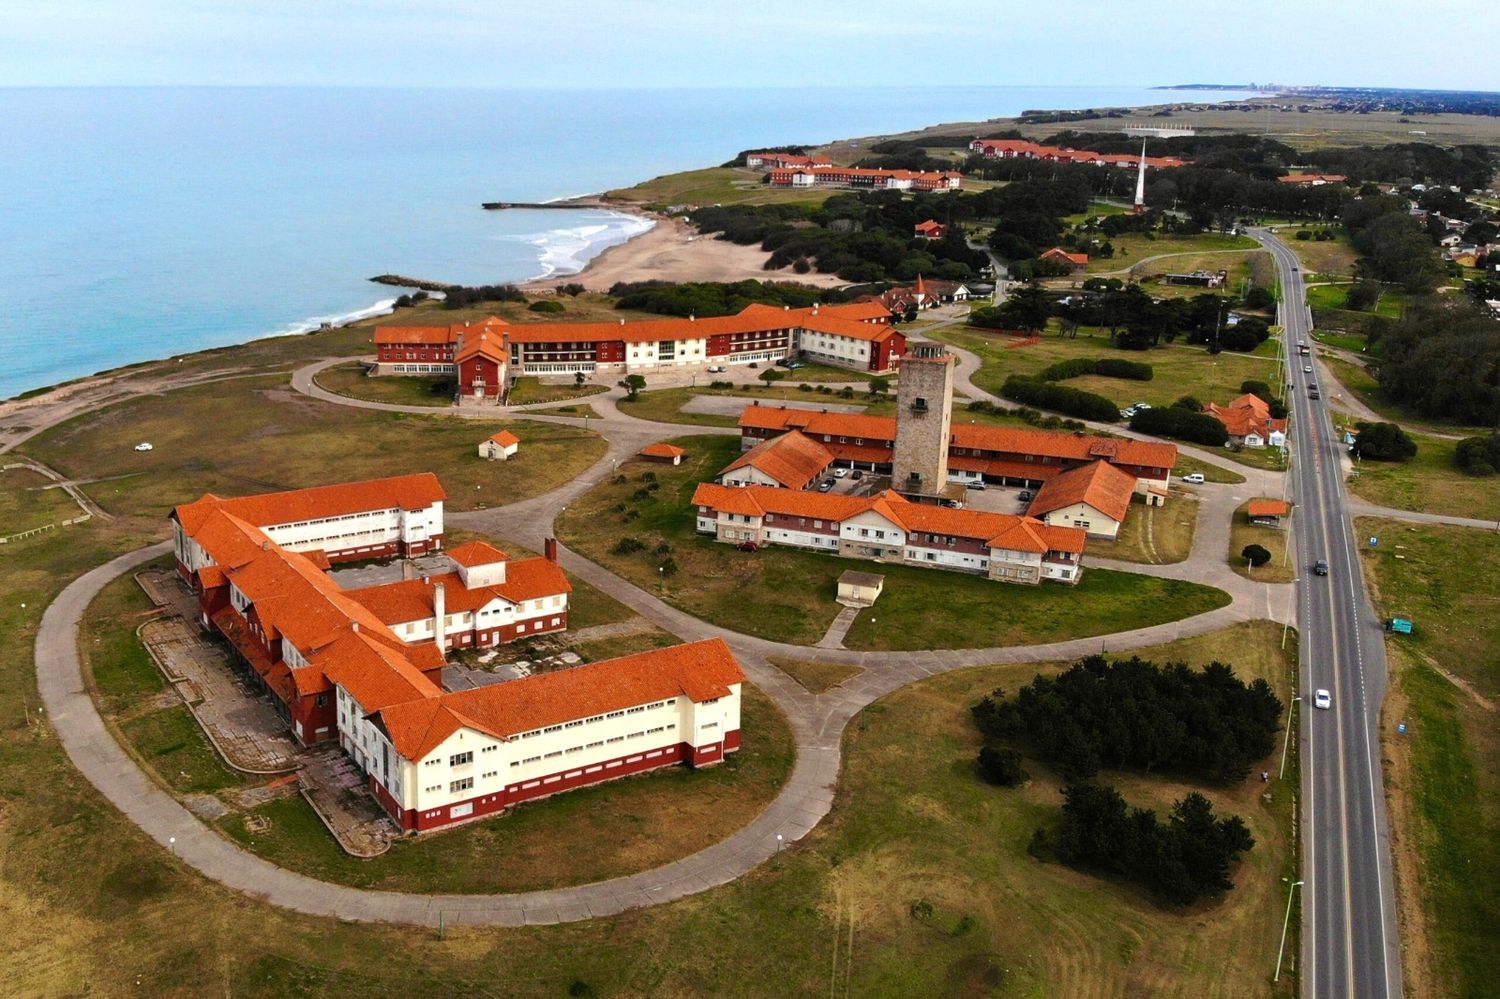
[1274,880,1305,982]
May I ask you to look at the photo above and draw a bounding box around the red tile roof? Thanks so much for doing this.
[639,443,686,459]
[346,557,570,624]
[1206,394,1285,439]
[372,325,457,346]
[1041,247,1089,266]
[455,332,508,363]
[487,430,520,447]
[173,473,446,534]
[1279,173,1347,184]
[719,430,833,489]
[374,638,745,759]
[447,540,509,567]
[1027,460,1138,523]
[1247,499,1290,518]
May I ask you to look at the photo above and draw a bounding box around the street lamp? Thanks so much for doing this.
[168,836,176,856]
[1274,879,1305,982]
[775,833,783,864]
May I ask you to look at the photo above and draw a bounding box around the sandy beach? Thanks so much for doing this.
[521,211,846,293]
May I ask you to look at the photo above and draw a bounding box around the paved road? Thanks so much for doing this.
[1257,230,1403,998]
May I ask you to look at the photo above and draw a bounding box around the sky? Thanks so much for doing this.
[1,0,1496,91]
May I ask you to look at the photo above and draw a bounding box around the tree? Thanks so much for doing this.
[1344,282,1381,311]
[618,374,647,400]
[1352,421,1417,462]
[1241,544,1272,568]
[867,376,891,398]
[759,368,785,387]
[574,371,586,388]
[1172,395,1202,411]
[1240,379,1271,398]
[1243,286,1275,310]
[1454,434,1500,476]
[977,746,1028,787]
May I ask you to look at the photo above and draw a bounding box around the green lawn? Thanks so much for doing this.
[1305,283,1403,319]
[1357,519,1500,996]
[18,375,608,521]
[0,467,86,535]
[1173,453,1247,484]
[1228,503,1296,584]
[558,435,1231,650]
[1347,432,1500,522]
[313,362,455,407]
[1088,232,1259,274]
[1084,494,1197,565]
[506,376,608,405]
[607,167,833,209]
[932,325,1285,415]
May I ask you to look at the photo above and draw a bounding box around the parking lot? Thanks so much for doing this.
[957,481,1036,515]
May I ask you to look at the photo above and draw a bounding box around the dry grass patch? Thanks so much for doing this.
[18,375,607,519]
[0,466,85,535]
[1229,502,1297,584]
[1087,494,1197,565]
[766,657,863,693]
[1347,433,1500,523]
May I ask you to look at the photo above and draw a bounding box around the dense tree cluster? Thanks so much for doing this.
[1351,422,1418,462]
[1038,357,1154,382]
[1342,196,1447,292]
[720,145,808,168]
[1375,300,1500,425]
[1454,434,1500,476]
[971,654,1283,783]
[442,284,526,309]
[607,279,846,317]
[1000,376,1120,422]
[1050,784,1255,905]
[1130,406,1230,446]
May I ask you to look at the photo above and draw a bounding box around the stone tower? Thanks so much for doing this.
[891,342,954,498]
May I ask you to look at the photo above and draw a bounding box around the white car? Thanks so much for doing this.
[1181,472,1206,484]
[832,468,850,478]
[1121,407,1138,419]
[1133,402,1152,410]
[1314,689,1332,710]
[134,442,154,452]
[1303,365,1314,374]
[706,365,725,374]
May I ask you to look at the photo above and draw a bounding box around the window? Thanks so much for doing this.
[449,751,473,767]
[449,777,473,794]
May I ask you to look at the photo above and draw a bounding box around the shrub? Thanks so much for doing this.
[558,282,586,297]
[1241,543,1272,567]
[658,557,679,577]
[1240,379,1271,398]
[612,537,645,555]
[1130,407,1229,447]
[1172,395,1202,411]
[1344,282,1381,311]
[1352,421,1417,462]
[528,299,565,313]
[1001,376,1120,423]
[977,746,1028,787]
[1037,357,1153,383]
[1243,286,1275,310]
[1454,434,1500,475]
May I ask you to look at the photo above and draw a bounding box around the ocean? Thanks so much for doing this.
[0,85,1260,399]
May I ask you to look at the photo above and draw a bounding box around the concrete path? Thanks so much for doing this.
[816,606,860,649]
[1346,499,1500,532]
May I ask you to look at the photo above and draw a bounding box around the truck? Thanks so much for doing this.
[1308,385,1320,399]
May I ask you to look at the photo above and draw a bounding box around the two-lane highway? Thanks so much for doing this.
[1255,229,1404,997]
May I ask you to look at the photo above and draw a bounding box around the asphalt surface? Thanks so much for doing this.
[1256,230,1403,998]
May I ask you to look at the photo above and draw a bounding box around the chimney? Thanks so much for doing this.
[619,318,626,325]
[433,581,447,655]
[689,314,695,322]
[260,540,269,550]
[544,537,558,562]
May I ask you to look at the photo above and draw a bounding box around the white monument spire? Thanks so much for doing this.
[1133,138,1148,215]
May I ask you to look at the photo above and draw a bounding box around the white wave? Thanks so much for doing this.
[501,210,656,281]
[267,296,401,338]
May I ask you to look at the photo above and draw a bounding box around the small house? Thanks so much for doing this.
[639,442,687,465]
[913,220,945,240]
[1040,247,1089,272]
[837,570,885,608]
[479,430,520,461]
[1247,498,1290,527]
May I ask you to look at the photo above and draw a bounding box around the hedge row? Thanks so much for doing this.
[1129,407,1229,446]
[1038,357,1154,383]
[1000,376,1120,423]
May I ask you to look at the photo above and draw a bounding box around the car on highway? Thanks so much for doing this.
[832,467,849,478]
[1313,689,1332,710]
[134,442,154,452]
[1303,365,1314,374]
[1180,472,1206,484]
[1314,559,1329,576]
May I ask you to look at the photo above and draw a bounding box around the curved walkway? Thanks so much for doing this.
[32,352,1295,929]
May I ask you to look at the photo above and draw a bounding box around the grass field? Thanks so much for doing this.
[1286,233,1358,279]
[505,376,608,405]
[1130,249,1274,300]
[1346,431,1500,523]
[558,435,1231,650]
[1084,494,1197,565]
[606,167,833,209]
[1173,453,1247,484]
[1357,519,1500,997]
[764,657,864,693]
[1087,232,1259,274]
[932,325,1284,415]
[1305,283,1403,319]
[0,466,85,535]
[18,375,608,521]
[1229,502,1297,584]
[314,362,455,407]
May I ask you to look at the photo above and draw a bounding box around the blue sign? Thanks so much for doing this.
[1398,722,1407,734]
[1369,536,1378,547]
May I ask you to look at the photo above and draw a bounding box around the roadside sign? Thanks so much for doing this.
[1369,536,1378,547]
[1398,722,1408,734]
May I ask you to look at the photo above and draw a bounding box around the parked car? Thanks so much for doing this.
[1017,489,1033,502]
[707,365,725,373]
[818,478,835,492]
[736,541,760,552]
[966,480,987,490]
[1313,689,1332,710]
[833,467,850,478]
[1181,472,1206,484]
[1314,559,1329,576]
[134,442,153,452]
[1121,407,1137,419]
[1133,401,1152,410]
[851,470,864,481]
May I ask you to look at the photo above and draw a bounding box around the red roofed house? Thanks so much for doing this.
[1279,173,1347,186]
[479,430,520,461]
[1041,247,1089,272]
[693,482,1086,584]
[914,220,946,240]
[1025,460,1139,539]
[1205,393,1287,449]
[639,442,687,465]
[1247,498,1291,527]
[717,429,833,490]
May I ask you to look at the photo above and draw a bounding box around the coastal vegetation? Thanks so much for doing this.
[608,278,847,317]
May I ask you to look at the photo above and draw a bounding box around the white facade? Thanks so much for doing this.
[1038,501,1123,540]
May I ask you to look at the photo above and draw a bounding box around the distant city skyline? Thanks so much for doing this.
[1,0,1495,91]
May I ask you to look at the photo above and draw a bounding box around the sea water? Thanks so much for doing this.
[0,85,1259,398]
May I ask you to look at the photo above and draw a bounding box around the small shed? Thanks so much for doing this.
[479,430,520,461]
[639,442,686,465]
[1247,498,1290,527]
[837,570,885,608]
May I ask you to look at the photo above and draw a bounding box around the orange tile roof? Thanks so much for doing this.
[447,540,509,567]
[1206,394,1286,439]
[1279,173,1347,184]
[1042,247,1089,266]
[347,557,570,624]
[314,631,441,711]
[455,331,508,363]
[719,430,833,489]
[1247,499,1291,518]
[373,325,462,346]
[640,442,686,459]
[487,430,520,447]
[374,638,745,759]
[692,481,872,522]
[173,473,446,534]
[1027,460,1138,523]
[738,405,897,443]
